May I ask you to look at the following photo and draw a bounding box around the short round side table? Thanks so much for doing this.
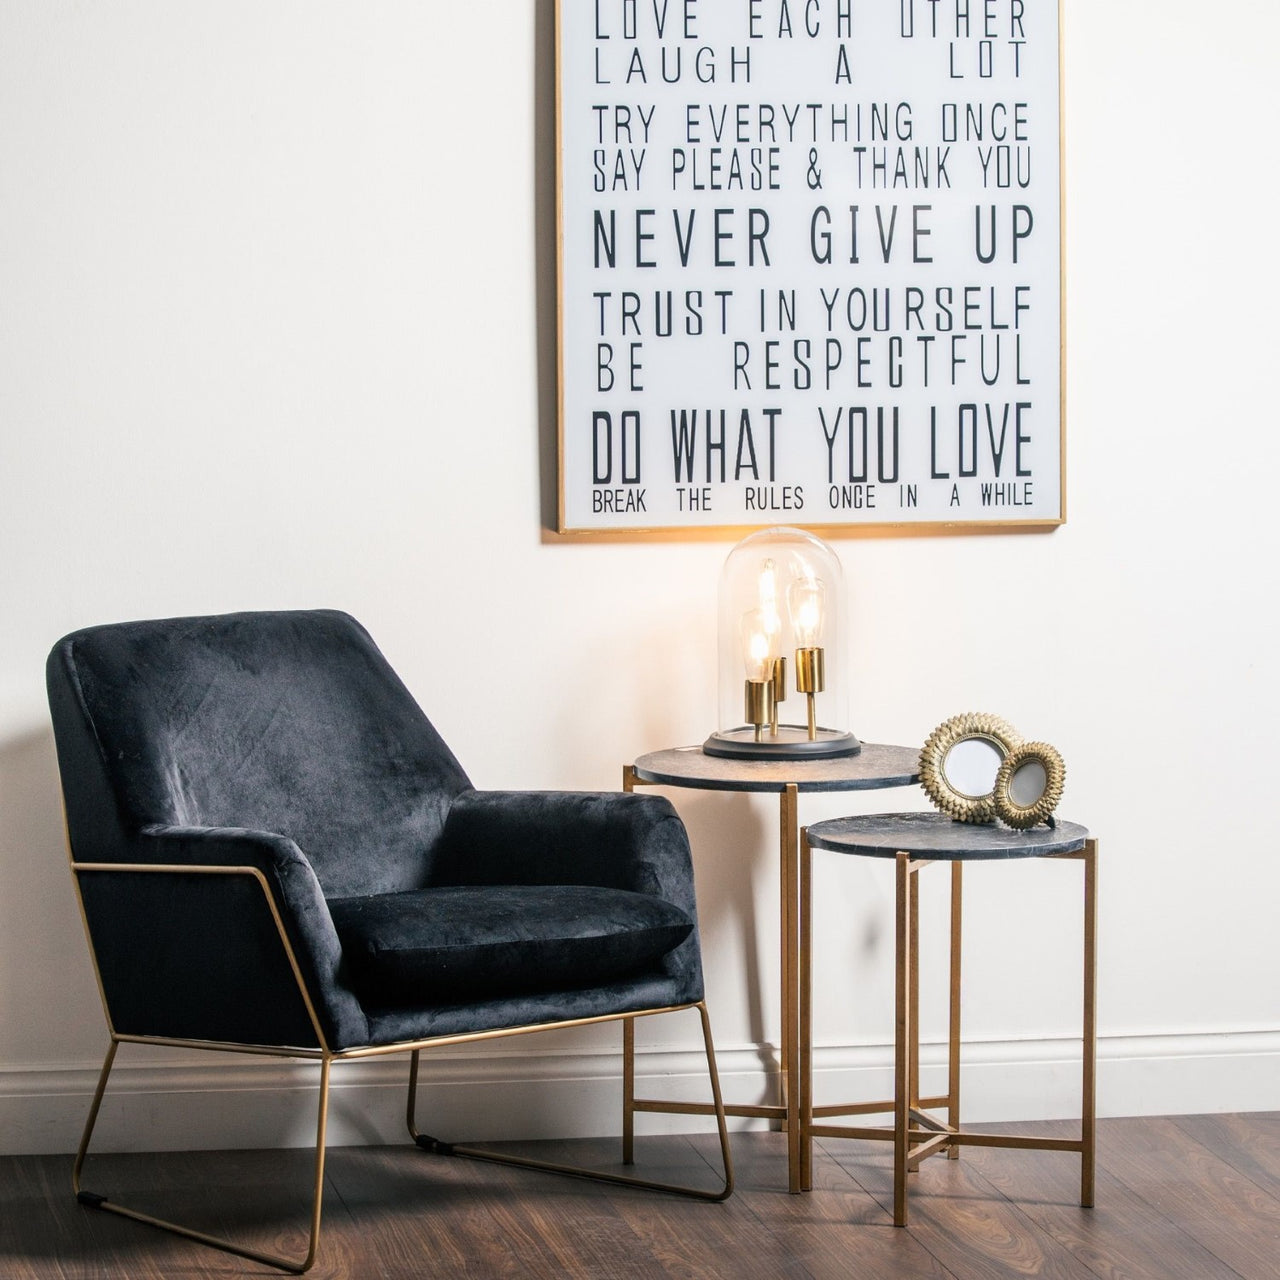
[802,812,1098,1226]
[624,744,921,1193]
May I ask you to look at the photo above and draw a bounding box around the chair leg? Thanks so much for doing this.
[406,1003,734,1201]
[73,1040,331,1275]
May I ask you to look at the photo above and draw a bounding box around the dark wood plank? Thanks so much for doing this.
[958,1120,1244,1280]
[0,1148,359,1279]
[688,1131,960,1280]
[516,1134,807,1280]
[326,1140,666,1280]
[820,1135,1105,1279]
[1091,1115,1280,1280]
[0,1153,86,1280]
[74,1146,359,1278]
[1172,1111,1280,1194]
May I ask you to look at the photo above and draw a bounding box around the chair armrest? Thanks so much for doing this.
[107,825,369,1049]
[434,791,699,919]
[137,823,324,905]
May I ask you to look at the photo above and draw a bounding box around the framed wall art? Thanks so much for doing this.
[556,0,1064,536]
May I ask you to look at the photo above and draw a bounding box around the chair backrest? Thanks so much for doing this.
[47,609,472,898]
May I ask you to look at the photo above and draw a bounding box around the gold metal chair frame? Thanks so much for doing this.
[69,859,734,1274]
[797,835,1098,1225]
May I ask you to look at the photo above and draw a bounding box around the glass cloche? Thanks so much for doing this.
[703,527,860,760]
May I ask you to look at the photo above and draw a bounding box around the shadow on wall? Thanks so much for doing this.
[674,791,771,1048]
[544,608,778,1074]
[0,728,104,1066]
[627,628,777,1058]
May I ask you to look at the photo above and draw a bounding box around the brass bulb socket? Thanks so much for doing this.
[795,646,825,695]
[744,678,776,741]
[771,656,787,703]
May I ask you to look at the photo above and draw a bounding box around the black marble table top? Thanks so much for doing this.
[805,811,1089,860]
[631,742,921,794]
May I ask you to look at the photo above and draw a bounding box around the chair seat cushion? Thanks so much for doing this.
[328,884,694,1006]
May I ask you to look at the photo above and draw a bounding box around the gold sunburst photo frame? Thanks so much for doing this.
[919,712,1022,825]
[993,742,1067,829]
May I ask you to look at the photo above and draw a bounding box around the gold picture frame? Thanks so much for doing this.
[993,741,1066,829]
[919,712,1022,824]
[553,0,1066,539]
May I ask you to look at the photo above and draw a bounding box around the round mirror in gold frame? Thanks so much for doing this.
[993,741,1066,829]
[919,712,1022,824]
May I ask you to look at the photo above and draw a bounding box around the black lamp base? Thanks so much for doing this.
[702,725,862,761]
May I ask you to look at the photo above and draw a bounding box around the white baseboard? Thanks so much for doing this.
[2,1029,1277,1156]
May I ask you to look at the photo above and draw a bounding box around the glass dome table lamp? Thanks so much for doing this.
[703,526,861,760]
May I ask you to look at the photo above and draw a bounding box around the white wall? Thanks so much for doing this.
[2,0,1278,1154]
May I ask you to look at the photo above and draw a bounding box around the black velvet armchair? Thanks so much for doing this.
[47,609,731,1273]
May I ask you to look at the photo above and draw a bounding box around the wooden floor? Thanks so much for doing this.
[2,1114,1278,1278]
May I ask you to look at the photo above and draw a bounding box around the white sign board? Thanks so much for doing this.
[557,0,1063,534]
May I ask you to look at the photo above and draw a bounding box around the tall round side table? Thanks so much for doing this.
[623,743,921,1193]
[802,812,1098,1226]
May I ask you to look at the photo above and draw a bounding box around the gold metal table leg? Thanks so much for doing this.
[893,851,913,1226]
[1082,837,1099,1207]
[781,783,802,1193]
[623,1016,636,1165]
[909,858,921,1123]
[621,763,639,1166]
[799,822,813,1191]
[948,861,963,1158]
